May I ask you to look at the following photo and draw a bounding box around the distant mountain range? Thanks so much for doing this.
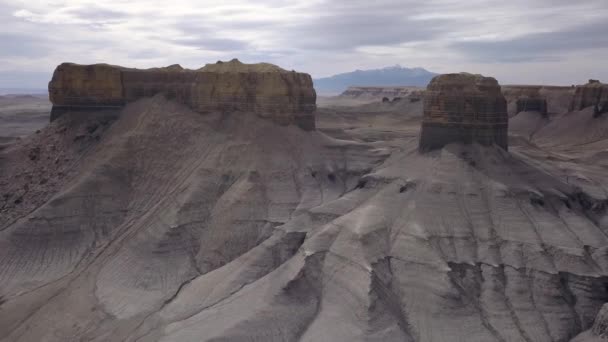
[313,65,437,95]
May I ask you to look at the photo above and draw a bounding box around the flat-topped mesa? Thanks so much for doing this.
[570,79,608,116]
[419,73,508,151]
[48,59,317,130]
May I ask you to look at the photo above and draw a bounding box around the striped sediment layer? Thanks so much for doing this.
[419,73,508,151]
[516,97,547,115]
[48,59,317,130]
[570,80,608,115]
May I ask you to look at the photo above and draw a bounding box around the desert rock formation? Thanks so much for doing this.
[516,97,548,115]
[570,80,608,115]
[49,59,317,130]
[502,85,574,116]
[419,73,508,151]
[3,63,608,342]
[0,94,50,148]
[592,305,608,338]
[573,304,608,341]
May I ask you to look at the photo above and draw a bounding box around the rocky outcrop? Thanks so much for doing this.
[573,304,608,341]
[570,80,608,113]
[48,63,125,107]
[516,97,547,115]
[502,85,574,115]
[419,73,508,151]
[592,304,608,338]
[48,59,317,130]
[48,63,126,122]
[5,75,608,341]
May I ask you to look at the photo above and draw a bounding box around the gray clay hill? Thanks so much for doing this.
[1,62,608,342]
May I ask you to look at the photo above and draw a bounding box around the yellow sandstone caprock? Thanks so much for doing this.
[48,59,317,130]
[419,73,508,151]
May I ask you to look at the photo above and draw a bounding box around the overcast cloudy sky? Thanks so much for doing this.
[1,0,607,88]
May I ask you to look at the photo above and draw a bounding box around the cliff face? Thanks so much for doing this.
[49,63,125,107]
[48,59,317,130]
[570,80,608,114]
[516,97,547,115]
[502,85,574,115]
[419,73,508,151]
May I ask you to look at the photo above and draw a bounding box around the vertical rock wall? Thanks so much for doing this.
[502,85,574,115]
[419,73,508,151]
[570,80,608,112]
[516,97,548,115]
[48,63,125,106]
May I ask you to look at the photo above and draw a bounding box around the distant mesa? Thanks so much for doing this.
[48,59,317,130]
[501,84,575,116]
[314,65,437,95]
[419,73,508,151]
[570,79,608,116]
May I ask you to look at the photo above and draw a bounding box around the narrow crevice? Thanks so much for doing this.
[558,272,583,336]
[447,262,507,342]
[496,265,535,342]
[372,257,416,341]
[522,268,555,342]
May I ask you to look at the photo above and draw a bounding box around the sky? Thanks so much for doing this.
[1,0,607,89]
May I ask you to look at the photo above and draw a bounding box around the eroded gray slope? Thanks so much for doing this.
[128,140,608,342]
[0,96,386,341]
[1,97,608,342]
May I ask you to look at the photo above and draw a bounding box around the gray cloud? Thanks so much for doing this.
[169,19,251,51]
[170,1,454,52]
[1,0,608,87]
[0,70,51,89]
[0,33,48,58]
[285,13,447,51]
[452,19,608,63]
[171,37,250,51]
[127,48,169,60]
[65,6,129,22]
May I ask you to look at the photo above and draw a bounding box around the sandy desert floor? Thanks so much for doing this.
[0,94,607,341]
[0,94,51,149]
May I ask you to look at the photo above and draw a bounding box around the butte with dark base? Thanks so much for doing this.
[419,73,508,151]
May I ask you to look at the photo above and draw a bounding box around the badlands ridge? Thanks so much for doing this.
[0,61,608,342]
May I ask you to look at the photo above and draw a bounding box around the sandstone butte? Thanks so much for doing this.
[419,73,508,151]
[570,79,608,115]
[48,59,317,130]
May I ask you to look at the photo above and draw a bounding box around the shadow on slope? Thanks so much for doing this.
[0,95,388,341]
[2,95,608,342]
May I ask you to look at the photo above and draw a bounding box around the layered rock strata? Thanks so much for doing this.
[516,97,548,115]
[419,73,508,151]
[570,80,608,113]
[48,59,317,130]
[502,85,574,115]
